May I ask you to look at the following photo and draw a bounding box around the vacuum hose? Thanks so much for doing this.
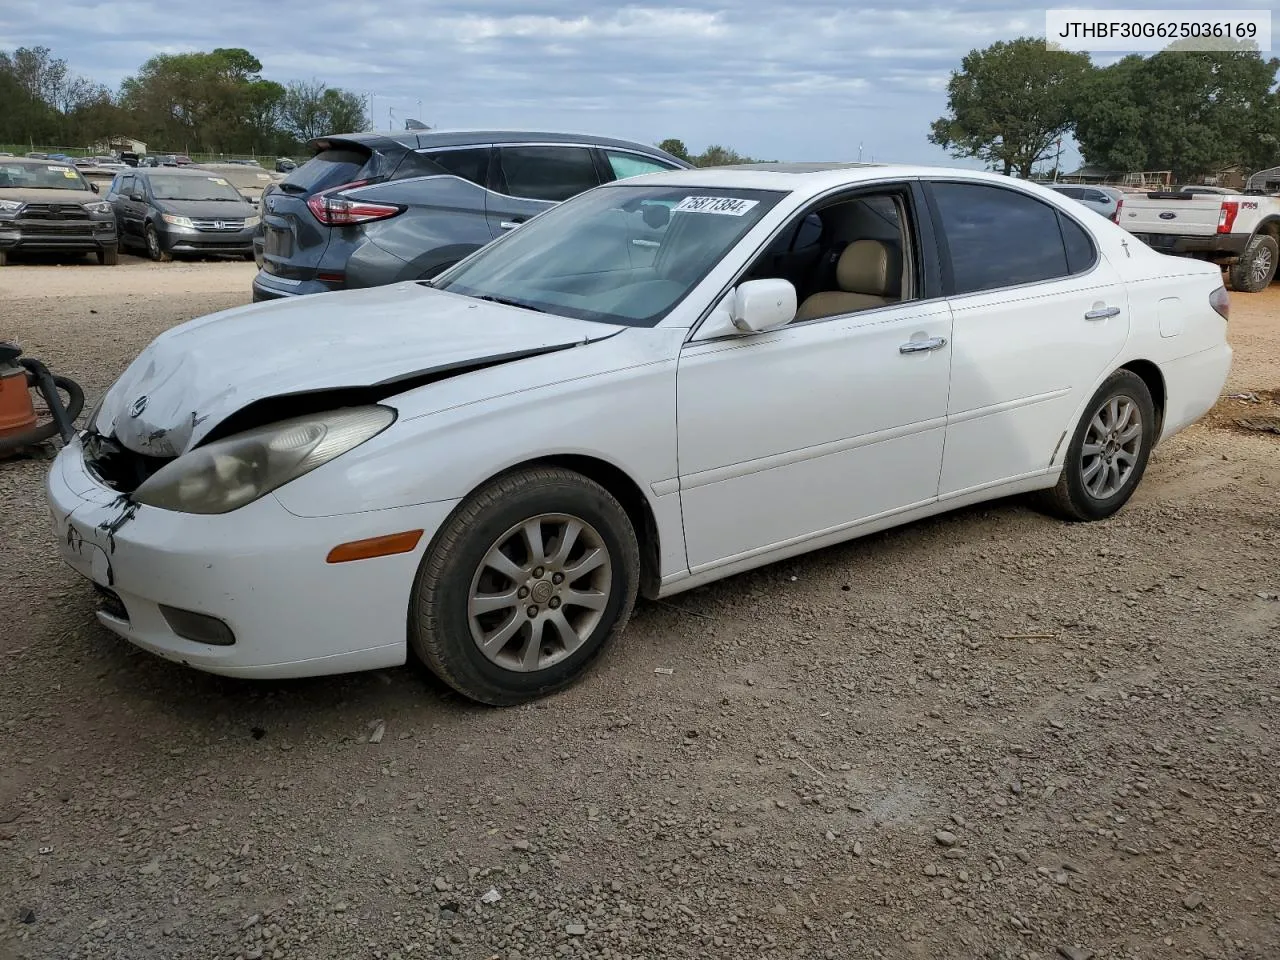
[0,360,84,455]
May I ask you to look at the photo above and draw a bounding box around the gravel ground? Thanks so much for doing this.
[1,259,1278,960]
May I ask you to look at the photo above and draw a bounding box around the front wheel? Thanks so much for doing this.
[410,467,640,705]
[1039,370,1156,522]
[97,245,119,266]
[145,224,172,262]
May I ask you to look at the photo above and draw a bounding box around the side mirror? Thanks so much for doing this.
[89,182,100,193]
[729,278,797,333]
[129,191,144,202]
[694,278,798,340]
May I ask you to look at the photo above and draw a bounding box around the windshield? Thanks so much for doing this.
[149,175,245,201]
[0,162,90,191]
[434,184,785,327]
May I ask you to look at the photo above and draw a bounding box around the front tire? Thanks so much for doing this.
[97,245,119,266]
[410,467,640,705]
[1040,370,1156,522]
[1228,233,1278,292]
[145,224,172,262]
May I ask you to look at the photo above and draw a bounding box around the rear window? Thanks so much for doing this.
[283,148,370,194]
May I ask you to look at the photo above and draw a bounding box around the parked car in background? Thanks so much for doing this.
[1047,183,1123,221]
[174,155,194,166]
[1116,187,1280,291]
[55,163,1230,703]
[0,157,118,265]
[275,157,297,173]
[252,130,690,300]
[194,162,283,211]
[106,167,258,261]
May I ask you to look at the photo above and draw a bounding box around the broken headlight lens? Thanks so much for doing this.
[132,406,395,514]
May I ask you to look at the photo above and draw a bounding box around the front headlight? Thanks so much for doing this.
[133,406,395,514]
[84,200,112,216]
[243,214,260,229]
[0,199,22,214]
[161,213,194,228]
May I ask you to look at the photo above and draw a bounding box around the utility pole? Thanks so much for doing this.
[1053,138,1063,182]
[858,143,863,162]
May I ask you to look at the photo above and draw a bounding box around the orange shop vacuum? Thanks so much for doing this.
[0,340,83,458]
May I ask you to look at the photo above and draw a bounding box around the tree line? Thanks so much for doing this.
[930,37,1280,181]
[0,46,367,156]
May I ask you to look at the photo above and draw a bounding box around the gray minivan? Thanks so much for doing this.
[251,130,691,301]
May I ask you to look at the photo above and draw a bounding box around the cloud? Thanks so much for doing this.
[6,0,1246,164]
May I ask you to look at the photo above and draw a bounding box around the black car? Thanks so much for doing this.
[251,129,690,301]
[106,167,259,261]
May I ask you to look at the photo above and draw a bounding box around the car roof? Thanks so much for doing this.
[599,163,1064,195]
[131,166,226,177]
[2,157,78,167]
[313,129,689,165]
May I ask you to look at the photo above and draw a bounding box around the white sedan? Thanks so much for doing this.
[48,163,1232,704]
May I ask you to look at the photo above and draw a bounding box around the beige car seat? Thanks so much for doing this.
[794,238,901,322]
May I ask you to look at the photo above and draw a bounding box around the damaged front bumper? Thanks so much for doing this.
[46,435,459,679]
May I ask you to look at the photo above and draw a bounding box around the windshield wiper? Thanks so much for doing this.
[473,294,547,314]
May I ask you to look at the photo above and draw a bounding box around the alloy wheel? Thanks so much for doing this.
[467,513,613,672]
[1252,245,1273,285]
[1080,395,1143,500]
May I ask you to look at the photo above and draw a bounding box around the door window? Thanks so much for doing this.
[931,182,1085,294]
[408,147,491,187]
[498,145,600,202]
[606,151,676,181]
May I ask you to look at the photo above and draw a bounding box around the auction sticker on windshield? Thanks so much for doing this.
[672,196,760,216]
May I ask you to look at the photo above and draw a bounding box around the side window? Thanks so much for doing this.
[605,151,675,181]
[420,147,490,187]
[498,146,600,202]
[1057,187,1082,200]
[1058,213,1097,275]
[931,182,1069,294]
[119,175,134,196]
[1085,189,1108,203]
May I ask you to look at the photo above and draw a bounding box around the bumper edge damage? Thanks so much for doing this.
[46,435,460,679]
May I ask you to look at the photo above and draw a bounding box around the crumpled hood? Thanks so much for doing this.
[95,283,623,457]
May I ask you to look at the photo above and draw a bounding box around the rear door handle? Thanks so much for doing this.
[1084,306,1121,321]
[899,336,948,354]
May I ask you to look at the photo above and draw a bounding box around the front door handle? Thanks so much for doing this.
[499,219,526,230]
[899,336,948,354]
[1084,306,1121,321]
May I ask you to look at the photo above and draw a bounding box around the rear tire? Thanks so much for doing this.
[409,467,640,706]
[97,245,119,266]
[0,250,8,266]
[1228,233,1278,292]
[1038,370,1155,522]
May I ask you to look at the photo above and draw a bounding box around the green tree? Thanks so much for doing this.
[929,37,1093,177]
[1075,42,1280,180]
[694,144,752,167]
[657,138,692,163]
[280,80,368,141]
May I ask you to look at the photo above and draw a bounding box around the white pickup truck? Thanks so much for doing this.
[1116,188,1280,292]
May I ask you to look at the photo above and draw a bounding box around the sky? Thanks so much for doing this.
[1,0,1275,169]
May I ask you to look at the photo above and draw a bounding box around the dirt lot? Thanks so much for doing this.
[1,259,1278,960]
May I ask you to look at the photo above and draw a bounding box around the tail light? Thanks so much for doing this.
[1111,198,1122,224]
[306,180,402,225]
[1209,285,1229,321]
[1216,201,1239,234]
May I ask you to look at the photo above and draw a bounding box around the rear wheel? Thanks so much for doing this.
[1039,370,1155,522]
[0,250,7,266]
[97,245,119,266]
[410,467,640,705]
[1228,233,1278,292]
[145,224,172,262]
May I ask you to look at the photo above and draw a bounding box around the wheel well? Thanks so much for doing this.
[500,454,663,600]
[1121,359,1166,437]
[1257,219,1280,242]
